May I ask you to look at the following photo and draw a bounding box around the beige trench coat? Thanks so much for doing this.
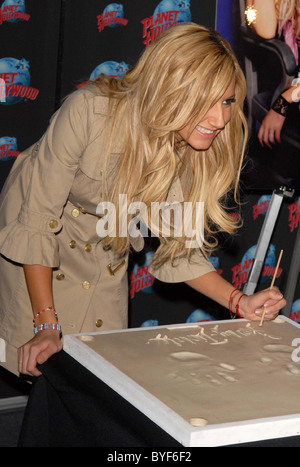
[0,83,215,375]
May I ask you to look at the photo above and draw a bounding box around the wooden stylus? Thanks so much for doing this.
[259,249,283,327]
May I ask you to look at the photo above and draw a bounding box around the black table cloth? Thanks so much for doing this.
[18,350,180,447]
[18,350,300,448]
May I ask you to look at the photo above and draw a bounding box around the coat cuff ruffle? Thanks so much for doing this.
[0,221,60,267]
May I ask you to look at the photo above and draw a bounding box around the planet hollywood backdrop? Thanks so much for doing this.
[0,0,299,329]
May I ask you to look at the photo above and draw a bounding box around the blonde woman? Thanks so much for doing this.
[0,23,285,378]
[246,0,300,147]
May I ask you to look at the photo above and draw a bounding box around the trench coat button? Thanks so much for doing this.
[85,244,92,252]
[96,319,103,328]
[79,206,86,214]
[69,240,76,249]
[49,219,59,229]
[56,273,65,281]
[82,281,91,290]
[71,208,80,218]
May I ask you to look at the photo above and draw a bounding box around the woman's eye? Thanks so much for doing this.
[223,98,236,106]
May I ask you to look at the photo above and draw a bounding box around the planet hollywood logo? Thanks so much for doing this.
[77,60,129,89]
[0,57,39,105]
[287,196,300,232]
[0,77,5,101]
[141,0,191,47]
[130,251,155,299]
[97,3,128,32]
[90,61,129,80]
[0,136,20,160]
[186,309,216,323]
[0,0,30,24]
[290,298,300,323]
[231,244,282,290]
[253,195,271,220]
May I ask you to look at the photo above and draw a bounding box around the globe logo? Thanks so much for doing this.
[257,194,271,208]
[103,3,124,28]
[208,256,219,270]
[142,0,191,47]
[0,57,30,105]
[241,244,276,284]
[1,0,26,23]
[90,61,129,80]
[0,136,18,160]
[153,0,191,23]
[140,319,159,327]
[291,299,300,322]
[186,309,216,323]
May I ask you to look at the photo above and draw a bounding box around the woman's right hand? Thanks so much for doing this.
[18,330,63,377]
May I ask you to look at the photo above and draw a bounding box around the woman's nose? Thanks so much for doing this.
[207,103,226,129]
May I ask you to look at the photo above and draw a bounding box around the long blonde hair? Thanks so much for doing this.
[275,0,300,35]
[94,23,247,267]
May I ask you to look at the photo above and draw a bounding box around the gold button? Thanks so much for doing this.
[82,281,91,290]
[79,207,86,214]
[56,273,65,281]
[96,319,103,328]
[69,240,76,249]
[71,208,80,218]
[85,244,92,252]
[49,219,58,229]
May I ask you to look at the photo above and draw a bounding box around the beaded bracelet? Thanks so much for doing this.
[34,323,62,335]
[33,307,57,322]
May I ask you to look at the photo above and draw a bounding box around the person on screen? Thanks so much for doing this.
[246,0,300,147]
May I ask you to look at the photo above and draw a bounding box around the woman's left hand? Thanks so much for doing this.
[237,287,286,321]
[258,109,285,148]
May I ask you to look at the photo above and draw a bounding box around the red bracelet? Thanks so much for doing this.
[33,307,57,322]
[235,293,246,318]
[228,288,240,318]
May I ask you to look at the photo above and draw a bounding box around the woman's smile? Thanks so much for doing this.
[195,124,216,137]
[177,79,236,150]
